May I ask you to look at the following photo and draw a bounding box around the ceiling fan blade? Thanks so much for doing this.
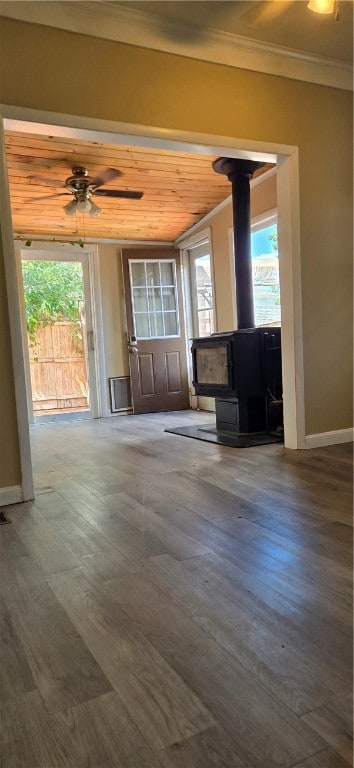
[29,175,66,188]
[89,167,122,188]
[94,189,144,199]
[25,193,71,202]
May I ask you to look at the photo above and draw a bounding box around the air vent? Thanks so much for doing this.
[109,377,132,412]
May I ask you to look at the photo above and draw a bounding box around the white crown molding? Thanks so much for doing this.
[0,1,352,91]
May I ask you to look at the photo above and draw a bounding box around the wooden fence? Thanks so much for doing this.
[29,322,89,413]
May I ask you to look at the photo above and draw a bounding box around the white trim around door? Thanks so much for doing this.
[0,116,34,501]
[18,243,106,423]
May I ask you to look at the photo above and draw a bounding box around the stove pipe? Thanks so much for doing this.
[213,158,264,330]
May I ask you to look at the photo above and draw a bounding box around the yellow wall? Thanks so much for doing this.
[210,204,234,332]
[0,16,352,489]
[0,221,21,488]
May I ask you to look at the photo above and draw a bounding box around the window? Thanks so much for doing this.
[251,218,281,326]
[129,259,179,339]
[189,241,215,337]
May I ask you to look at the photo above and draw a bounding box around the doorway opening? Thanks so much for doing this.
[19,248,100,423]
[0,110,304,505]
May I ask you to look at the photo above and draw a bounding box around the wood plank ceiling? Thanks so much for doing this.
[5,131,272,243]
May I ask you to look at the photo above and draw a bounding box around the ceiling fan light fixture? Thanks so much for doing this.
[307,0,335,14]
[76,196,92,213]
[63,199,77,217]
[88,201,102,218]
[35,165,141,219]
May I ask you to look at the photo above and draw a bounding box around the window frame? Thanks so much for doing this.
[228,208,279,328]
[178,227,216,399]
[251,208,280,327]
[189,243,215,339]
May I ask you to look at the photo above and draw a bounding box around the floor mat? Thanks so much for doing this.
[164,424,283,448]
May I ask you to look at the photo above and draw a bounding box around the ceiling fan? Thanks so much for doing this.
[28,166,144,218]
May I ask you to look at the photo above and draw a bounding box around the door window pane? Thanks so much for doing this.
[135,313,150,337]
[162,287,177,311]
[130,262,145,287]
[164,312,178,336]
[160,262,174,286]
[147,287,162,312]
[150,312,164,336]
[129,260,179,338]
[133,287,148,312]
[146,263,160,286]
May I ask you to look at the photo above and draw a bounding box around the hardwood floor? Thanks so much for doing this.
[1,411,352,768]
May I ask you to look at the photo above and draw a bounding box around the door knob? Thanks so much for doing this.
[128,335,138,354]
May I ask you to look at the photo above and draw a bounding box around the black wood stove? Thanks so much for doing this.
[191,158,283,436]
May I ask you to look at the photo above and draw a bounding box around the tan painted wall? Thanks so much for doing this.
[210,204,235,332]
[0,221,21,488]
[0,17,352,481]
[252,175,277,219]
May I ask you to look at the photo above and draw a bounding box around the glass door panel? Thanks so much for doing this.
[129,259,179,339]
[21,253,97,422]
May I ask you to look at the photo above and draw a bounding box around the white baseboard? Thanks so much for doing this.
[0,485,23,507]
[305,428,354,449]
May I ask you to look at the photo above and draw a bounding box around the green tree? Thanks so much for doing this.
[268,231,278,254]
[22,260,84,345]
